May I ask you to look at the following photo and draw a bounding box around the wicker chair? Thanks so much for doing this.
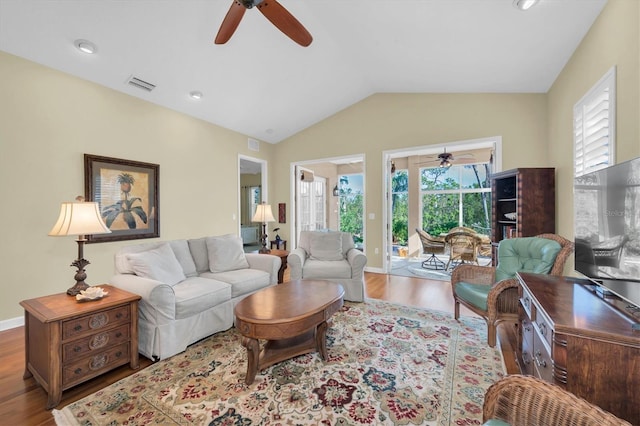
[444,229,482,270]
[483,375,632,425]
[451,233,574,347]
[416,228,446,270]
[448,226,492,257]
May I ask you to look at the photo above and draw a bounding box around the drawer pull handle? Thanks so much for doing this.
[535,351,547,368]
[116,313,123,319]
[74,368,82,375]
[115,332,122,338]
[74,325,82,331]
[116,351,123,358]
[74,346,82,352]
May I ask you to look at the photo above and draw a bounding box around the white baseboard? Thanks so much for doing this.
[0,316,24,332]
[365,266,386,274]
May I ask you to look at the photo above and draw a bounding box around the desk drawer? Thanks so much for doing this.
[533,330,553,382]
[62,324,130,362]
[62,305,130,340]
[62,343,130,387]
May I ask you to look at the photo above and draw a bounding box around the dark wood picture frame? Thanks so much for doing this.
[278,203,286,223]
[84,154,159,243]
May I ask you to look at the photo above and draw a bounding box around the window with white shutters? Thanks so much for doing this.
[573,66,616,177]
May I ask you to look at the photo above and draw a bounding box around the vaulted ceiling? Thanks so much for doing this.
[0,0,607,143]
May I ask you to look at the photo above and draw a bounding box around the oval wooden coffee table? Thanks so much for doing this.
[234,279,344,385]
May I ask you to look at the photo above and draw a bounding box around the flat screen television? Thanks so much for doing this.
[574,156,640,311]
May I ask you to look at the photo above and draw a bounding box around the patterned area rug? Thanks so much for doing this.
[53,299,505,425]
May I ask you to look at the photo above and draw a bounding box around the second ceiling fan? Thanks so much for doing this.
[215,0,313,47]
[417,149,475,168]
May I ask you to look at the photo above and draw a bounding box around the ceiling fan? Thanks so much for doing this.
[215,0,313,47]
[416,149,475,168]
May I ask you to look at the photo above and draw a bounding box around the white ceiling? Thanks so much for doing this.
[0,0,607,144]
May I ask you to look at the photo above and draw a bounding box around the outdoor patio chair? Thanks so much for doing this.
[444,229,482,270]
[416,228,446,270]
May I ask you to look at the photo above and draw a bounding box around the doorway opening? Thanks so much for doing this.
[239,155,267,251]
[290,155,365,251]
[383,137,501,275]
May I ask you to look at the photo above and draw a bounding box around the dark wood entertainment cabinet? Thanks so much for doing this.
[516,272,639,424]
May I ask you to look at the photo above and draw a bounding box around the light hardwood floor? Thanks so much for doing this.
[0,272,518,426]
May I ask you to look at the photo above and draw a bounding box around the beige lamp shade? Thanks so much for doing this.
[252,203,276,223]
[49,201,111,236]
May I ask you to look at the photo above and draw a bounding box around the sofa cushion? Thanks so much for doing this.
[172,277,231,319]
[188,237,209,274]
[206,235,249,272]
[125,243,186,286]
[201,269,270,298]
[309,232,344,261]
[303,258,351,279]
[168,240,198,278]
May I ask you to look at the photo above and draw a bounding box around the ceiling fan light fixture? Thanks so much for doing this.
[513,0,539,11]
[74,39,97,54]
[440,160,452,169]
[189,91,203,100]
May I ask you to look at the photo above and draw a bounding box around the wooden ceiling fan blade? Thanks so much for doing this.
[257,0,312,46]
[215,1,247,44]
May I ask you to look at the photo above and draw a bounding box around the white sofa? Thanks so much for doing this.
[110,235,280,360]
[287,231,367,302]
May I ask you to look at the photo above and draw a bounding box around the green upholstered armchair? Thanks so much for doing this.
[451,234,574,347]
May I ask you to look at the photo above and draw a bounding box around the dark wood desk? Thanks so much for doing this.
[516,272,639,424]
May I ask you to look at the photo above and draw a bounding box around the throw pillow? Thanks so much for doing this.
[310,232,344,261]
[125,243,186,286]
[206,235,250,273]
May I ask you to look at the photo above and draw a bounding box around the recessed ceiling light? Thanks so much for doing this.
[189,91,203,100]
[74,39,97,54]
[513,0,539,11]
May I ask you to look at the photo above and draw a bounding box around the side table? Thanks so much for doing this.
[255,249,289,283]
[270,239,287,250]
[20,285,140,409]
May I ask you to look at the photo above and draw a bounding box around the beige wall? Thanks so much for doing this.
[274,93,548,268]
[0,51,274,321]
[547,0,640,273]
[1,0,638,323]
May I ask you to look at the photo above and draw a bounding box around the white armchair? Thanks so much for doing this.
[287,231,367,302]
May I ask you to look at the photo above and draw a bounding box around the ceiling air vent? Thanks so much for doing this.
[126,76,156,92]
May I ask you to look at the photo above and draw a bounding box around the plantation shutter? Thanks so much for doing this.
[574,67,616,177]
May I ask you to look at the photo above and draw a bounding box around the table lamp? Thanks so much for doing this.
[252,202,275,253]
[48,196,112,296]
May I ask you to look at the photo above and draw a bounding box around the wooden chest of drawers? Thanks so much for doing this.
[516,272,640,424]
[20,285,140,409]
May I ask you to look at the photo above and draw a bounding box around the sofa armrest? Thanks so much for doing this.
[287,248,307,280]
[245,253,281,284]
[110,274,176,322]
[346,248,367,278]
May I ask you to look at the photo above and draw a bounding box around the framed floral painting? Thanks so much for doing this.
[84,154,159,243]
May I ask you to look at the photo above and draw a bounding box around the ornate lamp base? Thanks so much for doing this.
[67,257,90,296]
